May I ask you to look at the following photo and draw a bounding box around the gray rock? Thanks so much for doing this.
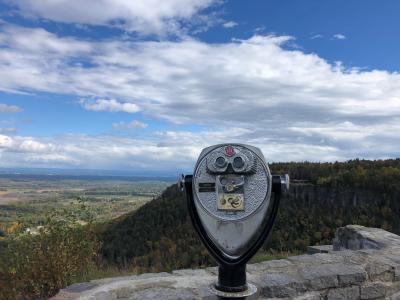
[294,292,324,300]
[247,259,293,273]
[389,290,400,300]
[360,282,387,299]
[93,272,171,285]
[396,267,400,281]
[298,265,339,290]
[256,272,307,298]
[337,250,370,265]
[334,264,367,286]
[89,291,116,300]
[136,272,172,280]
[204,267,218,275]
[288,253,344,265]
[385,282,400,298]
[365,260,395,281]
[172,268,211,277]
[333,225,400,251]
[327,286,360,300]
[127,287,199,300]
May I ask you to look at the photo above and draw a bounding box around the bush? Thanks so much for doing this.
[0,210,100,300]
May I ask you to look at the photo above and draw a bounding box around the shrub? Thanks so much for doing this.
[0,209,100,300]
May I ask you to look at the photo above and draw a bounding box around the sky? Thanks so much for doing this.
[1,0,400,174]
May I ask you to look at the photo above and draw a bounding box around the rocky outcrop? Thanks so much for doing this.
[54,225,400,300]
[333,225,400,251]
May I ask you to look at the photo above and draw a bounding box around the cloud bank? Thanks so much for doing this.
[0,24,400,170]
[7,0,218,35]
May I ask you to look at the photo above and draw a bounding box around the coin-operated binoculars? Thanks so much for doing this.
[183,144,289,298]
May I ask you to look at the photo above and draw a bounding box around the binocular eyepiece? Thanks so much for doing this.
[183,143,289,298]
[206,145,257,175]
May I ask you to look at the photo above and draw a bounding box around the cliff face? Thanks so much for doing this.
[55,225,400,300]
[282,183,400,231]
[289,184,397,209]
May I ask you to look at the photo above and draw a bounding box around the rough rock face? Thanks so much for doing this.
[333,225,400,251]
[54,225,400,300]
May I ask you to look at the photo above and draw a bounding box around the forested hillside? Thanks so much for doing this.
[100,159,400,273]
[100,184,211,272]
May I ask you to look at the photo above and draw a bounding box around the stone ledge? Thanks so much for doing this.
[53,225,400,300]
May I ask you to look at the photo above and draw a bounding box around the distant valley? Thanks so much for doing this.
[0,173,172,234]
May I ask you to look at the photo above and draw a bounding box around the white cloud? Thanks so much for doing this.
[1,24,400,169]
[0,127,17,134]
[0,103,21,113]
[0,133,196,170]
[0,134,55,153]
[0,129,303,170]
[113,120,148,129]
[333,33,346,40]
[223,21,238,28]
[80,99,140,113]
[7,0,218,35]
[310,34,323,40]
[2,121,398,171]
[0,25,91,55]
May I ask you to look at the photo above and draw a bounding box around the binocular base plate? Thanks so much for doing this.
[209,283,257,298]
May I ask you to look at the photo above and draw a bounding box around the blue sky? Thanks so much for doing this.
[0,0,400,173]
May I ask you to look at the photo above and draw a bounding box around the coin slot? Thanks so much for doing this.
[199,187,216,193]
[199,182,215,188]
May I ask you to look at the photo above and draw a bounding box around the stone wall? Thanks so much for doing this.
[54,225,400,300]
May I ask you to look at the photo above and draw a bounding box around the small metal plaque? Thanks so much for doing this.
[218,193,244,211]
[215,174,245,211]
